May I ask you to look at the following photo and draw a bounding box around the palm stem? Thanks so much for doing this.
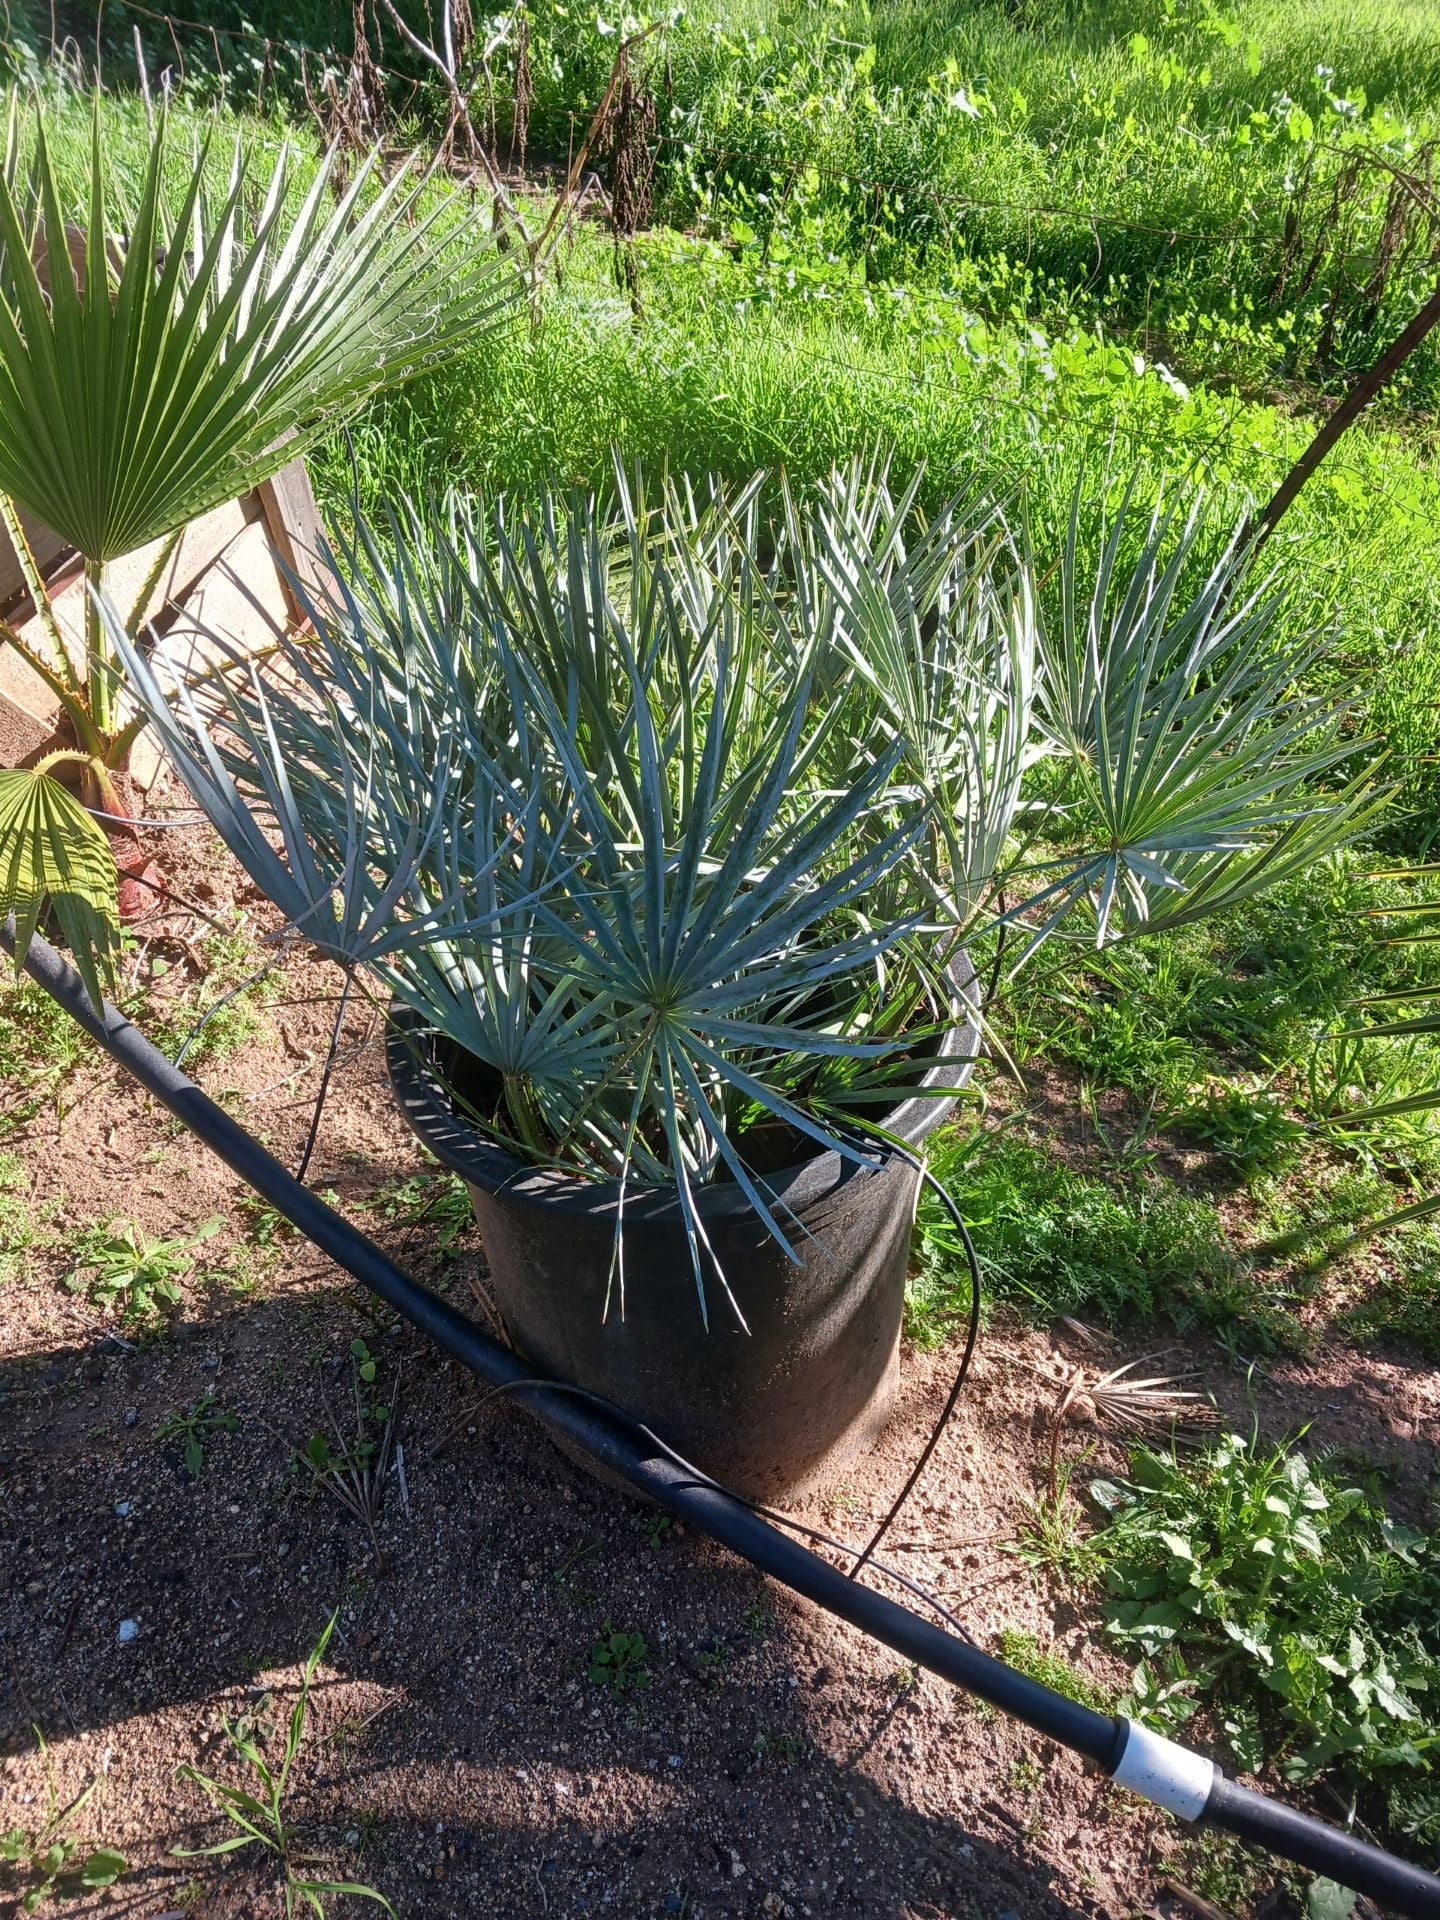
[0,494,79,695]
[84,558,111,741]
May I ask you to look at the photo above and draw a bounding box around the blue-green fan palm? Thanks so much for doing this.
[110,461,1378,1317]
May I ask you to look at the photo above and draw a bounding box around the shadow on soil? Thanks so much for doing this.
[2,1284,1104,1920]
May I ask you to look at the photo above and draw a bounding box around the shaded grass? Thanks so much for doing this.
[0,977,93,1143]
[1002,861,1440,1149]
[905,860,1440,1351]
[909,1126,1271,1349]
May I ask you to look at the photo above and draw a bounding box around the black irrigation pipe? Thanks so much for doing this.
[11,921,1440,1920]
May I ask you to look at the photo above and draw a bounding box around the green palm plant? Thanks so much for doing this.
[111,460,1376,1316]
[0,96,517,1003]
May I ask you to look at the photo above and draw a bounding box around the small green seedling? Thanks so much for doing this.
[174,1613,395,1917]
[239,1196,296,1251]
[1,1727,126,1912]
[995,1628,1114,1714]
[156,1393,239,1476]
[1008,1461,1104,1591]
[365,1171,472,1258]
[641,1512,672,1550]
[588,1625,650,1697]
[293,1342,396,1565]
[550,1538,600,1606]
[65,1218,220,1328]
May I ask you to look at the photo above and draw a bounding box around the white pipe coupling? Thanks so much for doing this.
[1111,1718,1218,1821]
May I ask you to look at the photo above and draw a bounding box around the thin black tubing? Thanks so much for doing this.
[454,1375,978,1645]
[293,966,354,1183]
[11,924,1440,1920]
[1204,1777,1440,1918]
[849,1171,982,1576]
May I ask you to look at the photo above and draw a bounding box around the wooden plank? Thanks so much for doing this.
[111,497,251,632]
[158,518,294,674]
[257,457,332,620]
[128,521,295,791]
[0,460,321,773]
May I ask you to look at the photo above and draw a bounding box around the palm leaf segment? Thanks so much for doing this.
[0,98,516,1008]
[0,98,518,563]
[0,764,118,1011]
[114,476,944,1324]
[1333,874,1440,1228]
[1023,476,1386,950]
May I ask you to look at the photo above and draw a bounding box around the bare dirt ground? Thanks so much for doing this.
[1,830,1437,1920]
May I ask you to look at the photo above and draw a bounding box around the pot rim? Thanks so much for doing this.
[386,950,982,1223]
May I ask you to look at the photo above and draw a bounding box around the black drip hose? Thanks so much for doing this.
[847,1160,983,1576]
[10,925,1440,1920]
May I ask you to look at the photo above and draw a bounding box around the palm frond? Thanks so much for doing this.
[0,99,517,564]
[113,460,1383,1322]
[0,764,119,1010]
[1331,865,1440,1222]
[1023,476,1385,948]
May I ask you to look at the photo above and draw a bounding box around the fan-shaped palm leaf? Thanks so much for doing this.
[1023,477,1383,950]
[0,763,118,1010]
[0,99,517,565]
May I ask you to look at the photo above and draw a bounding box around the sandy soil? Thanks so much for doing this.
[1,829,1436,1920]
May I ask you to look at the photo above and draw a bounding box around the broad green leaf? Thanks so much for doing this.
[1307,1877,1357,1920]
[78,1846,127,1887]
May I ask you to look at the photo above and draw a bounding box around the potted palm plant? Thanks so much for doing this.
[0,96,515,1006]
[110,464,1377,1498]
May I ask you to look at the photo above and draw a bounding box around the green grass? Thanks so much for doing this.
[1001,857,1440,1172]
[424,0,1440,410]
[907,855,1440,1352]
[0,1152,39,1286]
[910,1126,1274,1346]
[137,928,281,1070]
[994,1627,1117,1714]
[0,977,93,1141]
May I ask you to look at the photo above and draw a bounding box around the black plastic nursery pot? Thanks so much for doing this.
[386,957,982,1503]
